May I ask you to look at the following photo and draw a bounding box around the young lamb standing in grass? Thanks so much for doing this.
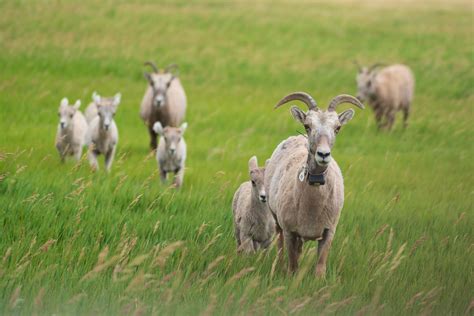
[140,61,187,150]
[355,63,414,130]
[265,92,364,277]
[153,121,187,188]
[232,156,275,254]
[55,98,88,162]
[87,93,120,172]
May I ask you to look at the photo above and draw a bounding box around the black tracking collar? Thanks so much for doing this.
[298,165,327,186]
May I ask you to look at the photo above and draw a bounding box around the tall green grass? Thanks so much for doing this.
[0,1,472,314]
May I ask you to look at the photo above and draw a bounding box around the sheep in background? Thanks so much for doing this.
[232,156,275,254]
[355,63,415,130]
[140,61,187,150]
[55,98,88,162]
[87,93,120,172]
[85,92,121,124]
[153,121,188,188]
[265,92,364,277]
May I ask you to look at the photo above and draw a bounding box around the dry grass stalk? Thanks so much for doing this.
[114,174,128,194]
[39,239,56,252]
[3,247,12,264]
[238,276,260,306]
[375,224,390,239]
[409,235,427,256]
[127,193,144,211]
[152,241,184,268]
[455,212,466,225]
[9,286,22,310]
[225,267,255,286]
[289,296,311,314]
[202,233,222,254]
[34,287,45,310]
[67,293,87,304]
[80,254,121,282]
[200,293,217,316]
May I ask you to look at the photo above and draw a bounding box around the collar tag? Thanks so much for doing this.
[298,169,306,182]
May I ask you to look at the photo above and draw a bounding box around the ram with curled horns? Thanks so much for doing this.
[264,92,364,277]
[140,61,187,150]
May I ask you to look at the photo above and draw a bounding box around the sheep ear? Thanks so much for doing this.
[290,106,306,125]
[248,156,258,171]
[153,122,164,135]
[338,109,355,125]
[180,122,188,134]
[73,100,81,110]
[92,92,101,104]
[113,93,121,106]
[60,98,69,107]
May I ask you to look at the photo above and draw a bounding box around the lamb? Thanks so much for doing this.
[85,92,121,124]
[153,121,188,188]
[355,63,415,130]
[55,98,88,162]
[232,156,275,254]
[140,61,187,150]
[86,92,121,172]
[265,92,364,277]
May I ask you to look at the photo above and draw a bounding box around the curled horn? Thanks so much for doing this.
[353,60,362,72]
[274,92,318,111]
[369,63,385,72]
[144,61,159,73]
[327,94,365,112]
[165,63,179,75]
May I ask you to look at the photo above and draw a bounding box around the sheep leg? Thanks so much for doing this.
[88,147,99,171]
[160,169,167,183]
[105,146,116,173]
[234,222,241,248]
[276,224,285,264]
[316,228,333,278]
[73,145,83,162]
[148,125,158,150]
[402,106,410,128]
[173,167,184,188]
[385,110,396,131]
[374,108,384,130]
[286,232,302,274]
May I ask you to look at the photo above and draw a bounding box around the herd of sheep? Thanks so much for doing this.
[54,61,415,276]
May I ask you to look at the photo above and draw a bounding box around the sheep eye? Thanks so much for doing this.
[70,114,73,118]
[304,125,310,131]
[335,126,341,134]
[251,180,256,186]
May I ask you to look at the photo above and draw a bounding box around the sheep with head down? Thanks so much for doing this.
[265,92,364,277]
[140,61,187,150]
[55,97,88,162]
[355,62,414,130]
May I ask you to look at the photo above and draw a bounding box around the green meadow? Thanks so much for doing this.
[0,0,472,314]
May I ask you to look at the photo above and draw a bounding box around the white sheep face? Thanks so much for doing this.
[58,98,80,130]
[356,67,376,103]
[291,108,354,167]
[93,93,120,131]
[146,73,174,108]
[248,156,266,203]
[154,122,187,156]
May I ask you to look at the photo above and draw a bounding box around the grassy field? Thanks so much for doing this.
[0,0,473,315]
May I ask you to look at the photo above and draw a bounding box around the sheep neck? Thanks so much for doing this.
[305,154,328,186]
[250,195,268,217]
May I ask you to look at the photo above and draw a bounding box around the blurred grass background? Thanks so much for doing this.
[0,0,472,315]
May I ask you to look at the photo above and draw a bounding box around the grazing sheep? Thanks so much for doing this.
[140,61,187,150]
[355,63,415,130]
[232,156,275,254]
[153,121,188,188]
[87,93,121,172]
[55,98,88,162]
[265,92,364,277]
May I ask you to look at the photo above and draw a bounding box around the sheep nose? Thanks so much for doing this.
[170,148,176,154]
[259,194,267,202]
[317,151,331,159]
[60,122,65,128]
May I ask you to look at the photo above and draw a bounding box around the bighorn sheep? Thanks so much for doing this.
[140,61,187,150]
[355,62,414,130]
[153,121,188,188]
[86,92,121,172]
[232,156,275,254]
[85,92,121,123]
[265,92,364,277]
[55,98,88,162]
